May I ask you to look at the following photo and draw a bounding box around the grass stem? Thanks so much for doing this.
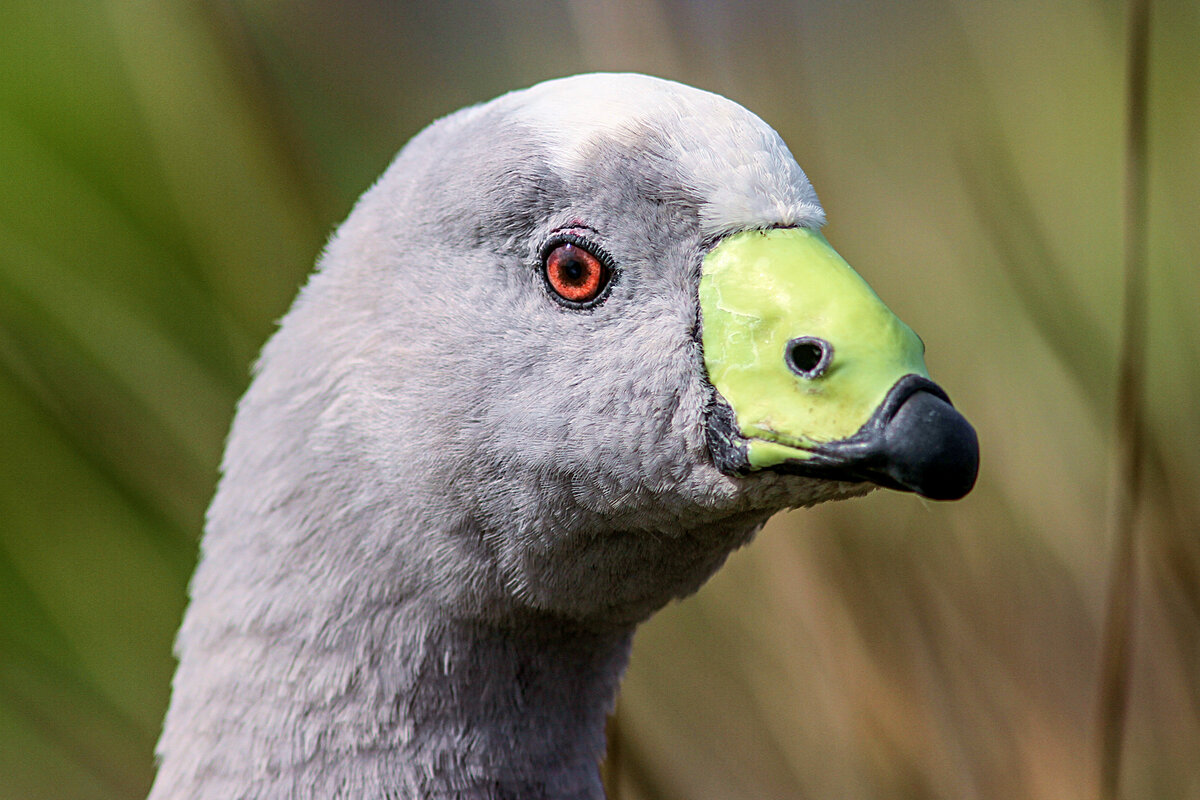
[1095,0,1151,797]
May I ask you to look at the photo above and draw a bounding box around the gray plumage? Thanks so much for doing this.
[149,74,887,799]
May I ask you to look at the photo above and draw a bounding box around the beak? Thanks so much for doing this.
[751,374,978,500]
[700,228,979,501]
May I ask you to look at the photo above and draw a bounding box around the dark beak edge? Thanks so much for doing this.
[708,374,980,501]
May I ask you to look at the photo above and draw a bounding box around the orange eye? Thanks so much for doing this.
[544,242,610,305]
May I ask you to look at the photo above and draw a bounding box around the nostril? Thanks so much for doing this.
[785,337,833,379]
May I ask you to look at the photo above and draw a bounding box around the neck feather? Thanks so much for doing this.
[151,565,632,799]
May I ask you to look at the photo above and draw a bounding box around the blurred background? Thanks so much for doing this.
[1,1,1197,798]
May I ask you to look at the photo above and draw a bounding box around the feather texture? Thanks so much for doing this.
[150,73,853,799]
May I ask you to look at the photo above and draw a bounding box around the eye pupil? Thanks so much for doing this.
[544,241,610,305]
[561,255,585,282]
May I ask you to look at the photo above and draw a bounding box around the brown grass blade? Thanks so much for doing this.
[1095,0,1152,798]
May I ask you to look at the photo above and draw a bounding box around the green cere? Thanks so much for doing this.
[699,227,929,469]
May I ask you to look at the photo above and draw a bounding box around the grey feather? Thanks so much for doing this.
[149,73,862,800]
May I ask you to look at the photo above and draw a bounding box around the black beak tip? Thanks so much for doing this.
[705,375,979,501]
[881,388,980,501]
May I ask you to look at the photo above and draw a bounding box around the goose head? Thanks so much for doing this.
[254,72,976,620]
[218,73,974,623]
[153,73,978,799]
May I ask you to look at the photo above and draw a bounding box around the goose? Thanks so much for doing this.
[148,73,978,800]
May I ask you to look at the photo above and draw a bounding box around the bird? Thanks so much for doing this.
[148,73,978,800]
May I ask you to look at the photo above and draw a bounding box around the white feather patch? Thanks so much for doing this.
[495,73,825,237]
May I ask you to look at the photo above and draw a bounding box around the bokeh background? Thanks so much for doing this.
[2,1,1197,798]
